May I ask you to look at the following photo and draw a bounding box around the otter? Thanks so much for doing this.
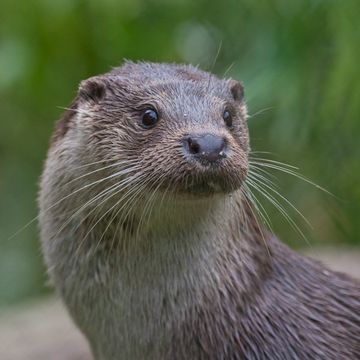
[39,62,360,360]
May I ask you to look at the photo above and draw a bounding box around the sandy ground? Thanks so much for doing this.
[0,247,359,360]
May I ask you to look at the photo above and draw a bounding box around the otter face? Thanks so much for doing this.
[54,63,249,198]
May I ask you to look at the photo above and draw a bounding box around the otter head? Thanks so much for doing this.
[51,62,249,231]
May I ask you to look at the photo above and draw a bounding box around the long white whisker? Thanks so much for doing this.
[249,157,299,170]
[248,168,279,190]
[141,169,172,238]
[64,161,140,187]
[248,107,274,119]
[89,176,148,256]
[135,169,170,240]
[243,184,273,232]
[248,172,312,228]
[249,161,332,195]
[106,173,149,257]
[74,174,148,256]
[57,106,93,117]
[46,165,142,213]
[56,172,143,240]
[240,187,271,257]
[247,164,279,183]
[246,178,309,245]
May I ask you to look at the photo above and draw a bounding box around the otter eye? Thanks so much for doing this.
[141,108,159,128]
[223,110,233,128]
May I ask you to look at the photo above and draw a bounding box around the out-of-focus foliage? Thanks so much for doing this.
[0,0,359,305]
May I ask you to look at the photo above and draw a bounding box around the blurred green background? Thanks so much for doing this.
[0,0,359,306]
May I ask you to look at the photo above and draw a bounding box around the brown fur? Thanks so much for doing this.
[39,61,360,360]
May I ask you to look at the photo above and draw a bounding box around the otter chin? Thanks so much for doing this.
[39,61,360,360]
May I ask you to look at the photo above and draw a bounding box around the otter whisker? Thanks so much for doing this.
[89,176,149,257]
[67,159,112,170]
[8,166,139,241]
[249,160,332,195]
[63,160,141,188]
[246,178,308,244]
[140,168,174,239]
[106,178,149,258]
[248,168,279,191]
[118,179,157,250]
[76,175,149,257]
[105,181,143,255]
[248,107,274,119]
[102,172,150,239]
[222,62,235,78]
[57,172,143,241]
[65,157,137,172]
[56,181,126,242]
[57,106,93,117]
[119,177,150,227]
[250,151,274,155]
[243,184,273,233]
[232,190,246,229]
[80,172,147,230]
[119,180,152,256]
[85,172,145,229]
[135,169,171,241]
[240,187,271,258]
[205,40,222,94]
[137,185,160,239]
[42,165,142,217]
[210,40,222,73]
[91,179,146,259]
[250,157,299,170]
[239,188,252,233]
[247,164,279,184]
[247,171,311,228]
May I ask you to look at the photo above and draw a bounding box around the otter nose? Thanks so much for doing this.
[184,134,227,163]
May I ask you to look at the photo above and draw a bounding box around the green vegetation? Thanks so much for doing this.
[1,0,359,305]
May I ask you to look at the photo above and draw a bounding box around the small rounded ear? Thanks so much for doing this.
[78,76,107,103]
[228,79,244,102]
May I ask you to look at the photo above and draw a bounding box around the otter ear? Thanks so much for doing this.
[228,79,244,102]
[78,76,107,103]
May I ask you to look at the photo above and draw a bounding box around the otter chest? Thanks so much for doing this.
[61,240,205,360]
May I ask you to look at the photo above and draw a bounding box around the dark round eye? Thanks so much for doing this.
[223,110,233,128]
[141,108,159,128]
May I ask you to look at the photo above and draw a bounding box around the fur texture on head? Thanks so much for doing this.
[52,62,249,196]
[39,61,360,360]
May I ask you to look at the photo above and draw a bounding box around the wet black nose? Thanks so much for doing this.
[184,133,227,163]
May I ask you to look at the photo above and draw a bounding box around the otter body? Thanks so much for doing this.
[39,62,360,359]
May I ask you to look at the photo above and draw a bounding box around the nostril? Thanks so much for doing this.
[187,137,200,154]
[184,134,228,163]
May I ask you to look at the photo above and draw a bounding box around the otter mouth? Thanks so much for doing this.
[186,182,219,195]
[183,177,233,196]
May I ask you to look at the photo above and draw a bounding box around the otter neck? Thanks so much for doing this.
[97,191,271,287]
[56,190,272,359]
